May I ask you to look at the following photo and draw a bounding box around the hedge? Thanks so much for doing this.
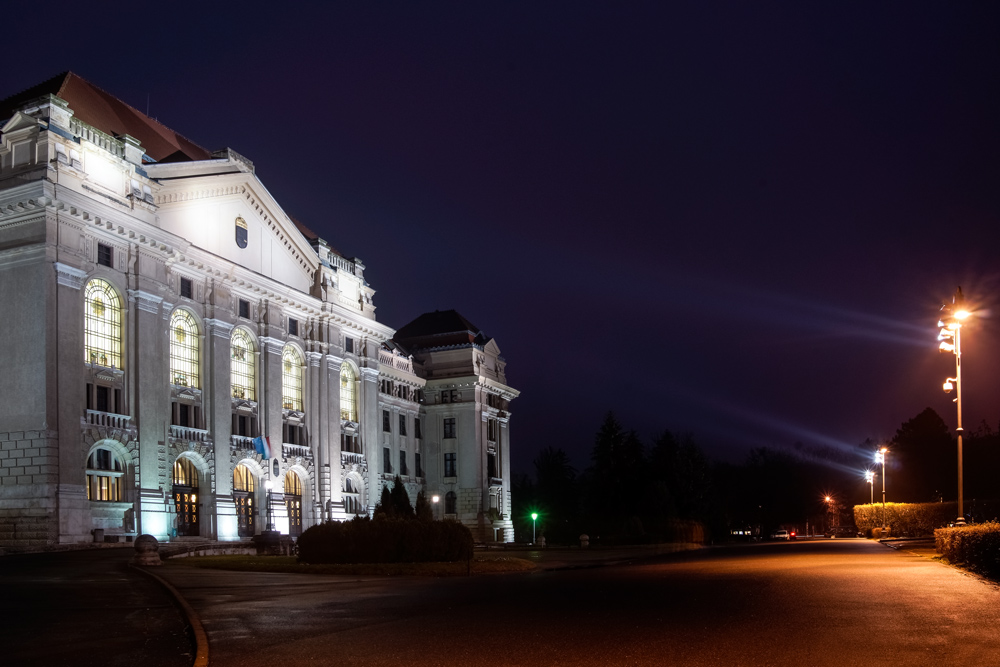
[853,502,957,537]
[936,522,1000,578]
[297,516,474,564]
[855,500,1000,537]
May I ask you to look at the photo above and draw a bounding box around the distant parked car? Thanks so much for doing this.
[771,530,790,540]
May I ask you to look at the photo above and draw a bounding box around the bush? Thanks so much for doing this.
[853,502,957,537]
[936,522,1000,578]
[298,516,474,564]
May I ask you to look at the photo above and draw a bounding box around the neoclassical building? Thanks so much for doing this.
[0,72,518,548]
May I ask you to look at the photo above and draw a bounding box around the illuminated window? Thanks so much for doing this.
[86,446,123,501]
[84,279,123,368]
[282,346,303,411]
[340,365,357,421]
[231,329,256,400]
[173,457,198,487]
[169,310,200,388]
[233,464,256,492]
[285,471,303,536]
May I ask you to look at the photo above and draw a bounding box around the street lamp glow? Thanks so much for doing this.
[938,286,968,526]
[530,512,538,545]
[865,470,874,504]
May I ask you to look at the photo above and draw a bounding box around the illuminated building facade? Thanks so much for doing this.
[0,73,517,547]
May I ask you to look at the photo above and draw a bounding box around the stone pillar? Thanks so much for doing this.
[360,361,380,513]
[206,318,235,539]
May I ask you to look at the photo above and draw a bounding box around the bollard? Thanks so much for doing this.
[131,534,162,566]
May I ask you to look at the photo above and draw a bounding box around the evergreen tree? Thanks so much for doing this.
[389,475,415,519]
[374,483,394,519]
[415,490,433,522]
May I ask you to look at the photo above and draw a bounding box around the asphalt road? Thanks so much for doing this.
[154,539,1000,667]
[0,548,192,667]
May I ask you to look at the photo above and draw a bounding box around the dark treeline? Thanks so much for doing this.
[512,408,1000,544]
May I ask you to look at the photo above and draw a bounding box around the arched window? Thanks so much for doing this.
[282,346,304,411]
[231,329,256,400]
[84,279,122,368]
[169,310,200,388]
[445,491,457,515]
[340,365,357,422]
[86,445,124,501]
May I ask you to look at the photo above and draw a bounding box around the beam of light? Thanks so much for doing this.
[653,276,935,348]
[658,378,877,475]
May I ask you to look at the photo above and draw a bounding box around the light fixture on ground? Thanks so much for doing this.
[939,286,970,526]
[264,479,274,531]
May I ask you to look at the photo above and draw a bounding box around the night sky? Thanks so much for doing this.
[7,3,1000,476]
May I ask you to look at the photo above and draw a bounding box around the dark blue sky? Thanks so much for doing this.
[8,2,1000,476]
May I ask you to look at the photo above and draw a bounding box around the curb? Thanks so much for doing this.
[130,563,209,667]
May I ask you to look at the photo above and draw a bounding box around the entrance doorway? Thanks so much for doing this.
[234,464,256,537]
[285,471,303,537]
[172,457,199,537]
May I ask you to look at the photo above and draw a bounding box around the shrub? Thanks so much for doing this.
[298,516,473,564]
[853,502,957,537]
[936,522,1000,578]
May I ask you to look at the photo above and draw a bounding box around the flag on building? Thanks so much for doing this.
[252,436,271,459]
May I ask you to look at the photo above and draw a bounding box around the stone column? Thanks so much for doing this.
[205,318,235,539]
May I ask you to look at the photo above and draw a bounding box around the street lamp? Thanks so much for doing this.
[264,479,274,531]
[865,470,874,505]
[875,448,888,531]
[431,494,440,520]
[939,286,969,526]
[531,512,538,545]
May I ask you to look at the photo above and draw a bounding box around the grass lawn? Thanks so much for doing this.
[171,554,537,576]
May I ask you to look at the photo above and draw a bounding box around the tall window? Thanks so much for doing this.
[231,329,256,400]
[86,446,123,501]
[282,346,303,411]
[445,491,457,515]
[443,417,456,439]
[444,452,457,478]
[340,365,357,421]
[285,471,303,537]
[84,279,122,368]
[169,310,200,388]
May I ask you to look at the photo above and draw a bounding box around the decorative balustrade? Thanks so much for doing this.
[282,443,311,460]
[169,425,211,443]
[70,118,125,158]
[328,254,355,274]
[231,435,254,451]
[84,410,134,430]
[378,349,413,373]
[341,451,365,466]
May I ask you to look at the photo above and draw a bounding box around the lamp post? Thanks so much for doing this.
[939,287,970,526]
[865,470,874,505]
[531,512,538,545]
[264,479,274,531]
[875,448,888,531]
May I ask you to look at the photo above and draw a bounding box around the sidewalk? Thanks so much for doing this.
[0,547,194,667]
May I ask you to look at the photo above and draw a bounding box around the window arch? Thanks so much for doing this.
[86,445,124,501]
[84,278,123,368]
[169,309,200,388]
[282,345,304,411]
[340,364,357,422]
[231,329,256,400]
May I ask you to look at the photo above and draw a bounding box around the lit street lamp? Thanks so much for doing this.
[531,512,538,545]
[865,470,875,505]
[875,448,888,531]
[939,286,970,526]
